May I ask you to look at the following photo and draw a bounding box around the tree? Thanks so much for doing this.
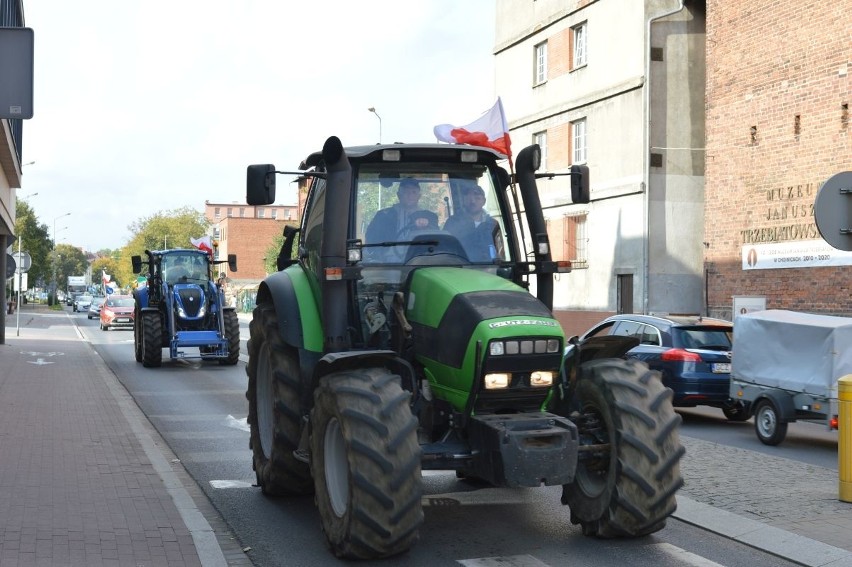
[54,243,89,291]
[116,207,210,287]
[14,200,52,289]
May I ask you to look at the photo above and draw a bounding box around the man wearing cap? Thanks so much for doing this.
[443,184,498,262]
[365,178,438,253]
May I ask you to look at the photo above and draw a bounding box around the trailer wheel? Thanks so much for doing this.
[561,359,684,538]
[133,307,142,362]
[310,368,423,559]
[219,309,240,365]
[246,304,313,495]
[141,311,163,368]
[754,399,787,445]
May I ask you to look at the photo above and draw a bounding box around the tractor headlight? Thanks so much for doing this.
[483,373,511,389]
[530,371,554,387]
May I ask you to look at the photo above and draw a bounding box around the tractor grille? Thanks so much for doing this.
[177,288,203,318]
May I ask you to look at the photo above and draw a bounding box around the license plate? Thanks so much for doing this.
[712,363,731,373]
[116,318,129,323]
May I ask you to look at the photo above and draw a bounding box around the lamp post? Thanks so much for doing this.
[368,107,382,144]
[52,212,71,304]
[15,191,38,335]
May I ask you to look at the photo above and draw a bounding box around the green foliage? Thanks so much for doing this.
[14,200,51,288]
[54,243,89,290]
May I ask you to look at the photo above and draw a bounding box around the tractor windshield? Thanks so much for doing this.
[163,253,208,285]
[356,164,509,266]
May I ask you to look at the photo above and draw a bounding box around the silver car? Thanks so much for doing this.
[87,296,106,319]
[74,294,94,313]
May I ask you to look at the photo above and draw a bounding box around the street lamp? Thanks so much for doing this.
[368,107,382,144]
[52,213,71,304]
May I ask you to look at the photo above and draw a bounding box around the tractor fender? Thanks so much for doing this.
[750,389,797,422]
[256,268,323,353]
[313,350,417,396]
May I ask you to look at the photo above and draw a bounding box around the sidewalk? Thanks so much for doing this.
[0,303,249,567]
[2,303,852,567]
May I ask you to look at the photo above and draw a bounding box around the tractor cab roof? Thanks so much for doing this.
[300,142,506,170]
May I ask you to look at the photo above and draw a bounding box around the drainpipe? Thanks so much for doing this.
[643,0,685,314]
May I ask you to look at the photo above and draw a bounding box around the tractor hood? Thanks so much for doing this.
[405,267,563,370]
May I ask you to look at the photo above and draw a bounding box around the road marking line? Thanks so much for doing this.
[653,543,726,566]
[459,555,550,567]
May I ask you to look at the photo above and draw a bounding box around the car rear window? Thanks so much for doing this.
[674,327,732,350]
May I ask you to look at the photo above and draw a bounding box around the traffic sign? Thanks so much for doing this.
[814,171,852,251]
[5,254,15,278]
[12,251,31,273]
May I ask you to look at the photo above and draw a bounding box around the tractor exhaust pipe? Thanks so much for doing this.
[319,136,352,352]
[515,144,553,311]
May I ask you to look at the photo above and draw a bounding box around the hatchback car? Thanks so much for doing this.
[100,295,135,330]
[87,296,106,319]
[571,314,747,420]
[73,294,94,313]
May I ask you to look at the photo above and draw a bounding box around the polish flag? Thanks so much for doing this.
[433,97,512,157]
[190,235,214,256]
[102,270,116,294]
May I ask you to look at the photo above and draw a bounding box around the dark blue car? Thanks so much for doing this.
[573,314,747,421]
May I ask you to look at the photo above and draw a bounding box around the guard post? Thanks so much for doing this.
[840,375,852,503]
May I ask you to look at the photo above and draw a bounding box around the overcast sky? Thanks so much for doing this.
[19,1,496,252]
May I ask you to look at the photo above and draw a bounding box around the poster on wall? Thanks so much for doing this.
[741,239,852,270]
[733,296,766,321]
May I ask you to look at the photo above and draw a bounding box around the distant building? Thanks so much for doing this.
[203,201,300,283]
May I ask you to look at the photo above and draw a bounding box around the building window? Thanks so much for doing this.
[534,41,548,85]
[227,207,233,217]
[572,22,587,68]
[257,207,265,219]
[271,208,278,219]
[239,207,246,218]
[285,209,292,220]
[533,131,547,171]
[617,274,634,314]
[214,207,221,219]
[545,212,588,268]
[572,119,587,164]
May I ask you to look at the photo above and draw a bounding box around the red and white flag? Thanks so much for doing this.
[433,97,512,157]
[190,235,214,256]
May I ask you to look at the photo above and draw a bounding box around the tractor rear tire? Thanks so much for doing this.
[562,359,684,538]
[219,309,240,365]
[246,304,313,496]
[310,368,423,559]
[141,311,163,368]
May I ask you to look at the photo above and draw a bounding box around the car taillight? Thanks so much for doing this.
[660,348,702,362]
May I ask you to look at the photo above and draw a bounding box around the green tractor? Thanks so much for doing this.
[245,136,684,559]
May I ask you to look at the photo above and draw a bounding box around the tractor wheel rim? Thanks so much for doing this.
[324,417,349,518]
[256,343,273,458]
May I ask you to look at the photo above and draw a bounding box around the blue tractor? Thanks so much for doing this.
[131,248,240,367]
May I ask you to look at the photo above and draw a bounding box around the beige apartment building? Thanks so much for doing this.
[496,0,707,336]
[496,0,849,334]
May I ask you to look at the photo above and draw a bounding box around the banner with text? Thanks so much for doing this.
[742,239,852,270]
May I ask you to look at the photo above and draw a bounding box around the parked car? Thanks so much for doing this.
[570,314,747,420]
[87,296,106,319]
[73,294,94,313]
[100,295,135,330]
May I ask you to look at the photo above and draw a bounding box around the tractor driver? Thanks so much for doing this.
[166,256,190,284]
[365,178,438,261]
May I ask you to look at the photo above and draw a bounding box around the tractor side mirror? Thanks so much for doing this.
[247,164,276,205]
[131,255,142,274]
[570,164,590,204]
[228,254,238,272]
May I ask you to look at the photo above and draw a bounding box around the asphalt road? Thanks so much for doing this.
[75,311,805,567]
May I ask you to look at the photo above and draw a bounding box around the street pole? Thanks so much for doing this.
[52,212,71,305]
[16,189,37,335]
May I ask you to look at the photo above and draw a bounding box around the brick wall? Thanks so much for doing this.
[705,1,850,319]
[219,217,294,281]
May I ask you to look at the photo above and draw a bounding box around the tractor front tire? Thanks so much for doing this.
[219,309,240,365]
[310,369,423,559]
[140,311,163,368]
[246,304,313,496]
[133,307,143,362]
[562,359,684,538]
